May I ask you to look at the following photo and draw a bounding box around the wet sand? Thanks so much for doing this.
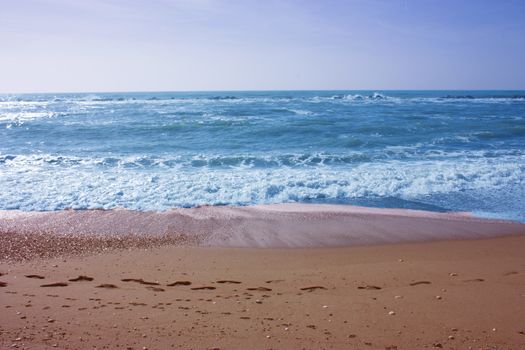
[1,205,525,349]
[1,204,524,261]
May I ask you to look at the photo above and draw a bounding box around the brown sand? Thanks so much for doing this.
[1,205,525,349]
[1,236,525,349]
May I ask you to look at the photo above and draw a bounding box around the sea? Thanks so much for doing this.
[0,90,524,222]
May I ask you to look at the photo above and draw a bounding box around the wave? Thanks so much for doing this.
[0,111,60,126]
[2,149,522,169]
[0,154,523,215]
[440,94,525,100]
[2,92,525,107]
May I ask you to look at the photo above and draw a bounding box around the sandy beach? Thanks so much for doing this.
[1,205,525,349]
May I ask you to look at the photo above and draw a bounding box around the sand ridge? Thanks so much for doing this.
[1,204,524,262]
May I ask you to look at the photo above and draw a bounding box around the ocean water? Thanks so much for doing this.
[0,90,524,222]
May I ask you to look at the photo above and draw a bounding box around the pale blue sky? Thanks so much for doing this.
[1,0,524,92]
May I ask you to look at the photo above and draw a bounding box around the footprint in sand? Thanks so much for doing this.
[358,285,382,290]
[463,278,485,282]
[217,280,242,284]
[121,278,160,286]
[265,280,284,284]
[146,286,165,292]
[96,284,118,289]
[409,281,432,286]
[167,281,192,286]
[41,282,68,287]
[69,275,94,282]
[129,302,147,306]
[301,286,328,292]
[247,287,272,292]
[25,274,45,279]
[191,286,216,290]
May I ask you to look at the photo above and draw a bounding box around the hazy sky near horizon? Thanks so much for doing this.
[1,0,524,92]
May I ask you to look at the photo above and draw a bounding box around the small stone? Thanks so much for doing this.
[435,295,442,300]
[266,335,271,339]
[398,259,404,262]
[47,319,55,323]
[433,342,443,348]
[449,273,458,277]
[394,295,403,299]
[388,311,396,316]
[448,335,454,340]
[322,305,328,308]
[492,328,497,332]
[255,299,262,304]
[284,327,289,331]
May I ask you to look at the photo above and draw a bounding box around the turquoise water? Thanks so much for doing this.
[0,90,524,221]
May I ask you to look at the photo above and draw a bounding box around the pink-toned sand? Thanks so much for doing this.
[1,204,524,260]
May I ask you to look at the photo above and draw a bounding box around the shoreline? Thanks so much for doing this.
[1,203,524,262]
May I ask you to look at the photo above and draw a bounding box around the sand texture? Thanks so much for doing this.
[1,204,524,261]
[1,236,525,349]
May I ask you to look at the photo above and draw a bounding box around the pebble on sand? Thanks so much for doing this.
[388,311,396,316]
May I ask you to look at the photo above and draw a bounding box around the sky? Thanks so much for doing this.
[1,0,524,92]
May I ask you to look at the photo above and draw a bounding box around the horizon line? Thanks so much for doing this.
[2,88,525,95]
